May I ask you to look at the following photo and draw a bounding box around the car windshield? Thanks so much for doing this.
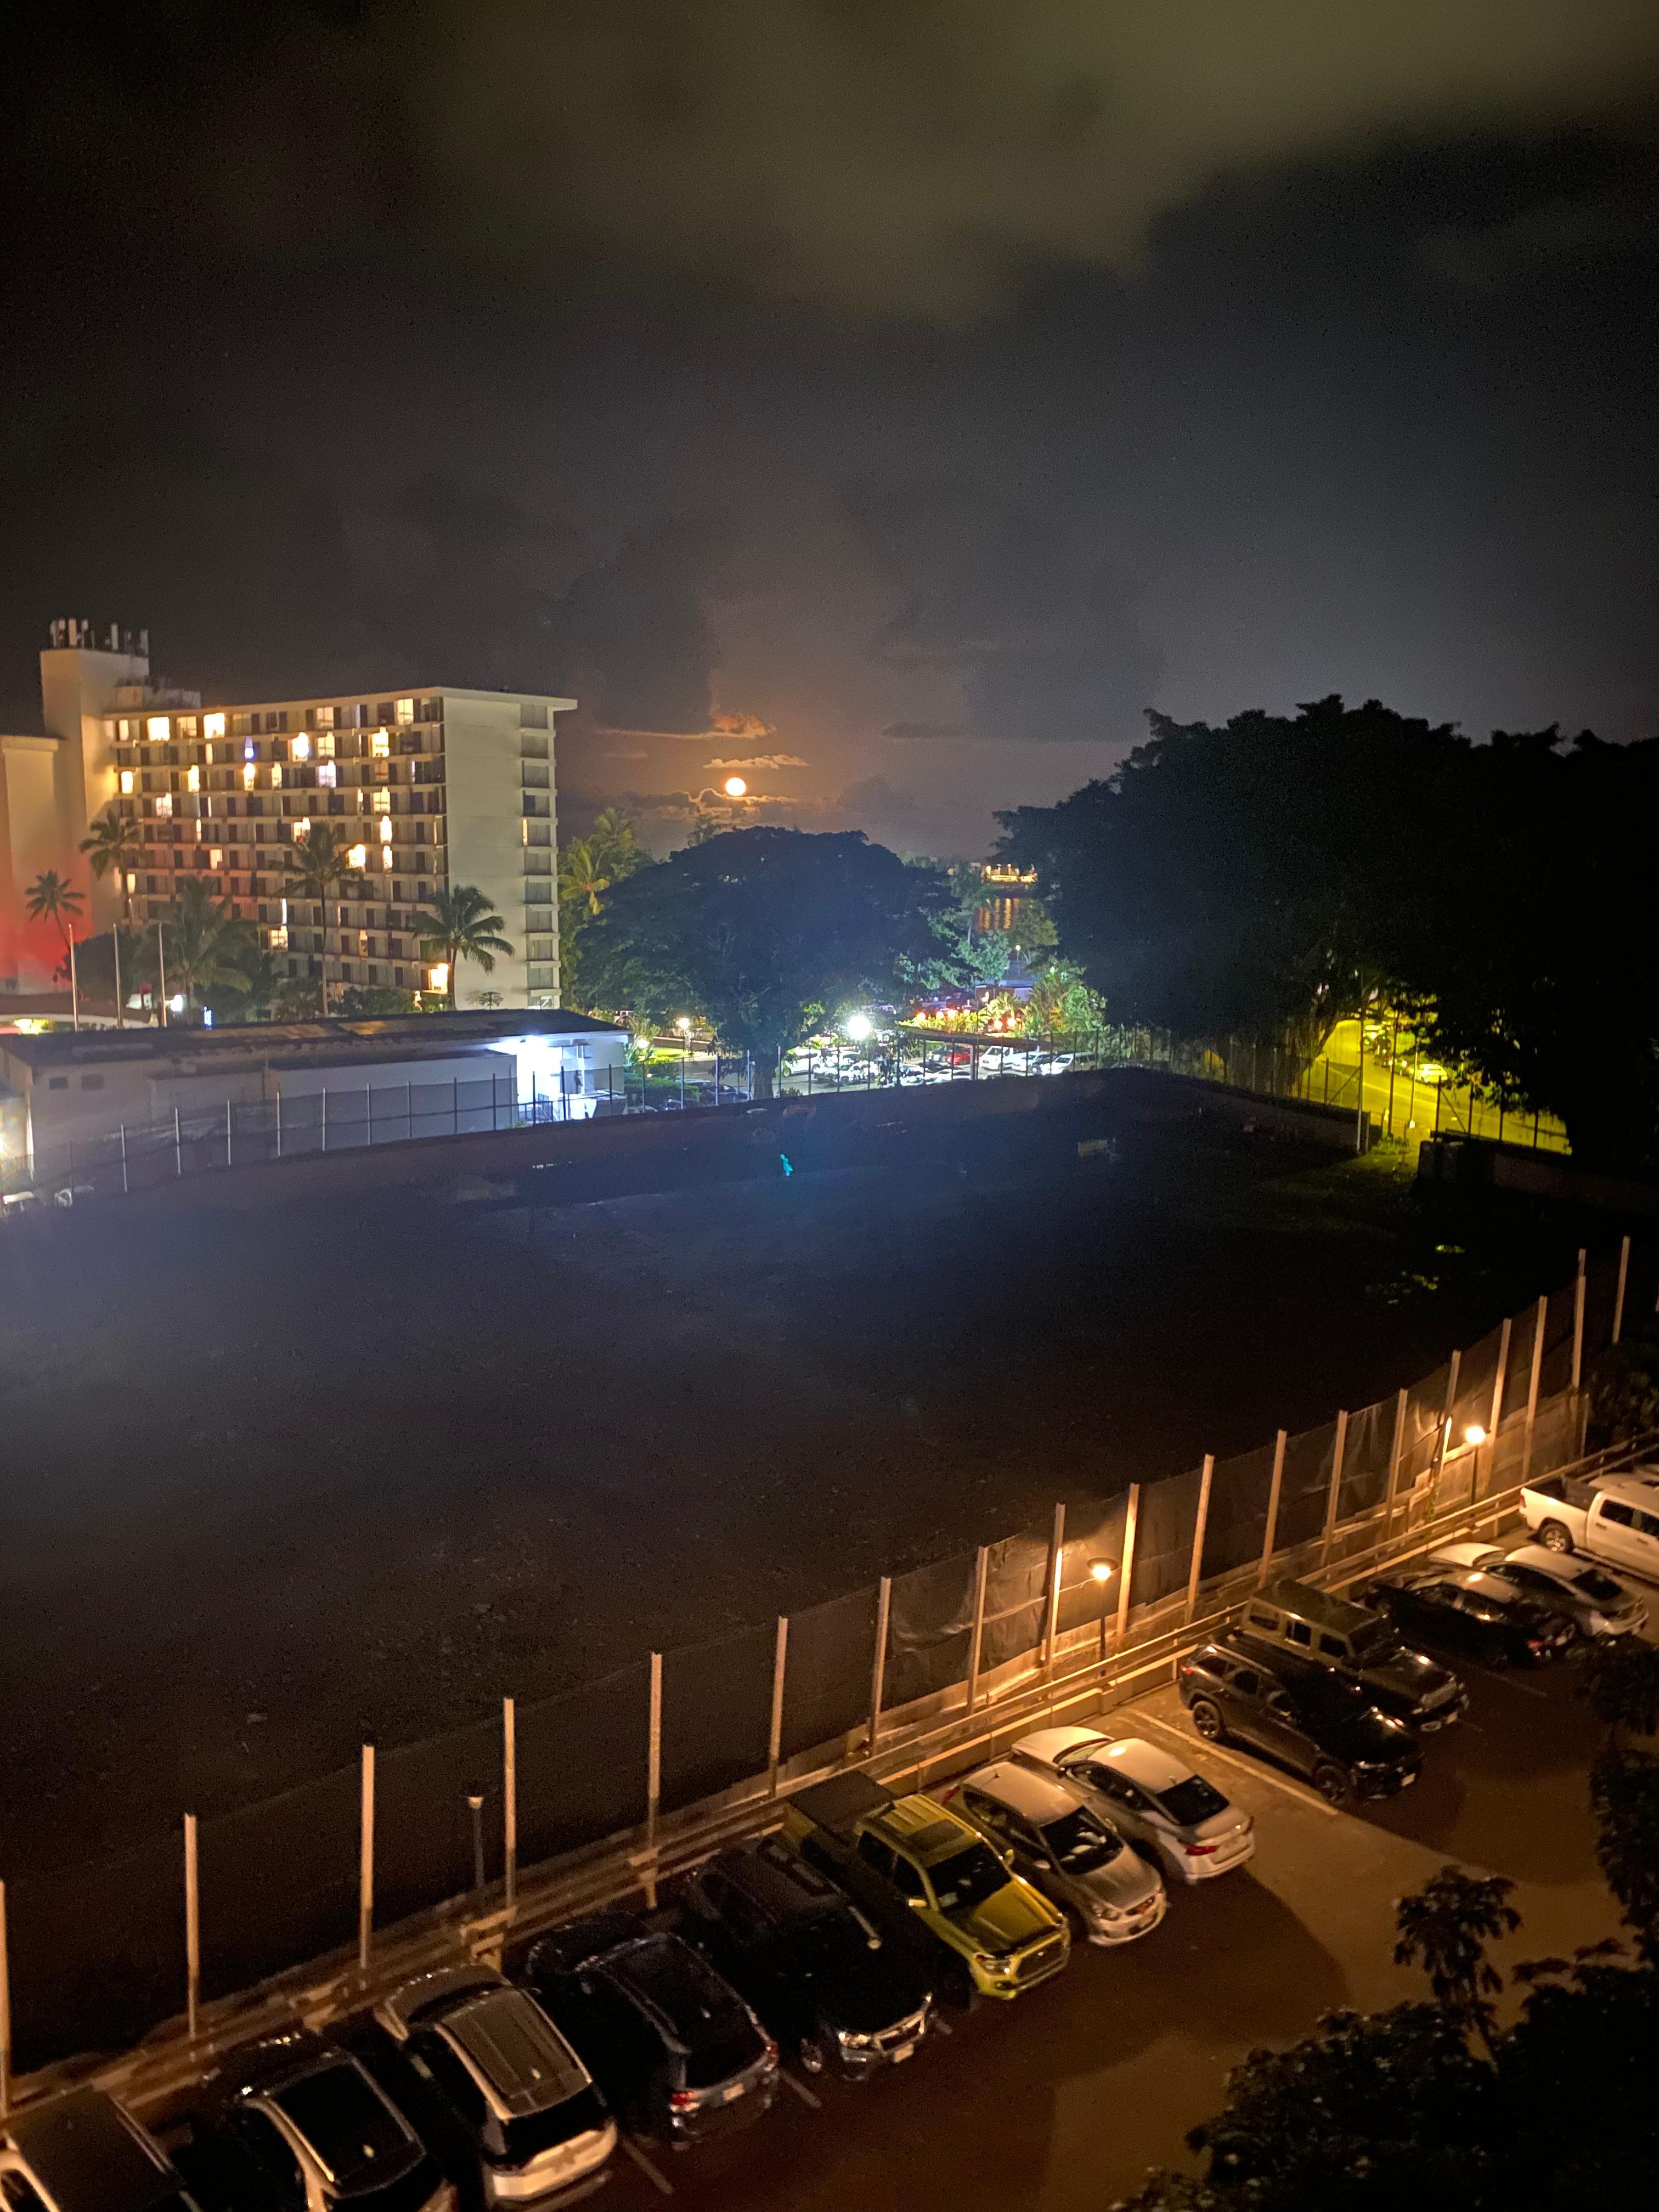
[275,2067,413,2191]
[1039,1807,1122,1874]
[684,2027,763,2090]
[1348,1619,1403,1662]
[1569,1566,1627,1602]
[493,2086,608,2169]
[1288,1670,1369,1723]
[1157,1775,1229,1826]
[929,1842,1009,1913]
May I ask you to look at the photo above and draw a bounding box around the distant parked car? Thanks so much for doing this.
[1429,1542,1647,1641]
[1240,1581,1468,1730]
[194,2029,456,2212]
[1177,1632,1420,1802]
[1010,1729,1255,1883]
[374,1963,616,2205]
[1,2086,206,2212]
[1521,1469,1659,1578]
[939,1760,1166,1943]
[1356,1567,1576,1667]
[521,1911,777,2147]
[676,1836,934,2076]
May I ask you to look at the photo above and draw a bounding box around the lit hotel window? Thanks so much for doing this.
[187,765,200,792]
[242,763,256,791]
[204,713,226,740]
[381,845,393,870]
[119,770,135,795]
[318,761,337,788]
[347,843,368,869]
[146,715,170,741]
[210,848,224,868]
[371,727,391,758]
[371,787,390,813]
[292,733,312,761]
[271,764,284,788]
[292,817,311,840]
[396,698,415,727]
[155,792,173,817]
[379,816,393,843]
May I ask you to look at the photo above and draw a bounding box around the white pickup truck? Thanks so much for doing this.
[1520,1469,1659,1583]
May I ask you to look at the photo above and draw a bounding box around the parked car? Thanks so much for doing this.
[1240,1581,1468,1730]
[939,1760,1166,1943]
[1429,1541,1647,1640]
[1521,1470,1659,1581]
[193,2029,456,2212]
[1010,1728,1255,1883]
[1355,1566,1576,1667]
[676,1836,934,2076]
[520,1911,776,2147]
[781,1771,1070,2004]
[0,2086,206,2212]
[373,1963,616,2205]
[1177,1632,1420,1802]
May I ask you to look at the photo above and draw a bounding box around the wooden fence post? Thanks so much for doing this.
[966,1546,991,1713]
[1042,1503,1065,1668]
[768,1617,789,1796]
[358,1745,375,1976]
[868,1577,891,1750]
[1320,1412,1349,1567]
[1115,1486,1140,1647]
[1186,1455,1215,1622]
[1257,1431,1288,1585]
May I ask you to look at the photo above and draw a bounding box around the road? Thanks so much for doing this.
[571,1655,1621,2210]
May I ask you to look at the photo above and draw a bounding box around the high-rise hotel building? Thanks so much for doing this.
[1,623,574,1007]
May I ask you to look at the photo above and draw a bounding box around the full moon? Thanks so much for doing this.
[723,775,748,798]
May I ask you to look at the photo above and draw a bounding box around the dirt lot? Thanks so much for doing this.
[0,1118,1584,1875]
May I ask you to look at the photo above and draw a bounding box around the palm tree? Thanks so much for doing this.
[144,879,255,1017]
[558,837,611,917]
[25,869,85,1030]
[280,821,366,1015]
[78,808,144,1026]
[410,884,514,1009]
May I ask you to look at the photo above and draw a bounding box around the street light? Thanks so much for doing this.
[676,1015,693,1109]
[1463,1424,1487,1448]
[1089,1558,1116,1662]
[845,1012,874,1043]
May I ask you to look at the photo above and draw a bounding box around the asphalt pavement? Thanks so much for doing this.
[592,1655,1622,2211]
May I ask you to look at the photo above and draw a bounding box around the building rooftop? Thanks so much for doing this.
[0,1009,623,1075]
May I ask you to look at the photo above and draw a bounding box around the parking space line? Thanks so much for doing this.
[623,2137,675,2196]
[931,2015,953,2036]
[783,2070,823,2109]
[1130,1710,1340,1818]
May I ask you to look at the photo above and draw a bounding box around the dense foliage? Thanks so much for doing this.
[577,826,980,1090]
[1119,1638,1659,2211]
[998,699,1659,1160]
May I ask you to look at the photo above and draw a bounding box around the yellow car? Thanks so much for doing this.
[783,1773,1070,2001]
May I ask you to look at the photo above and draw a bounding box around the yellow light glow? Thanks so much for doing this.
[186,765,200,792]
[293,818,311,841]
[292,733,311,761]
[210,848,223,868]
[146,715,170,741]
[723,775,748,798]
[204,712,226,740]
[428,962,450,992]
[379,817,393,843]
[347,843,368,869]
[119,770,134,795]
[1464,1424,1488,1447]
[371,789,390,813]
[155,792,173,818]
[381,845,393,870]
[1088,1559,1115,1585]
[270,925,288,950]
[318,761,337,788]
[242,763,256,790]
[271,763,283,788]
[371,729,391,758]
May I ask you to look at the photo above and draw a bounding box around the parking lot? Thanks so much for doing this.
[556,1652,1623,2210]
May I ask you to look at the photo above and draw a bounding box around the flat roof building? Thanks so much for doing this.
[2,620,575,1009]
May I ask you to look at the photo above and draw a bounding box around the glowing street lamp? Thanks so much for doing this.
[676,1014,693,1108]
[1089,1557,1116,1662]
[1463,1424,1487,1448]
[845,1011,874,1044]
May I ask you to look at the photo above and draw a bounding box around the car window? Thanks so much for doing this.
[962,1790,1005,1830]
[2,2177,49,2212]
[857,1832,896,1881]
[928,1843,1008,1913]
[1158,1775,1229,1826]
[890,1852,927,1900]
[1231,1668,1260,1696]
[1188,1653,1224,1677]
[1039,1808,1123,1874]
[1265,1690,1295,1720]
[235,2111,307,2200]
[1073,1762,1131,1803]
[1245,1606,1277,1634]
[1284,1618,1312,1646]
[1573,1567,1625,1601]
[1600,1500,1635,1528]
[414,2029,489,2127]
[1316,1632,1348,1658]
[1634,1510,1659,1541]
[1498,1565,1545,1592]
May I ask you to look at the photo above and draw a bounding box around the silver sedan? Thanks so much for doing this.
[1012,1728,1255,1883]
[941,1760,1166,1944]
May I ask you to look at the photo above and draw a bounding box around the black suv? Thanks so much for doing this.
[1242,1581,1468,1730]
[678,1837,935,2076]
[521,1910,778,2146]
[1356,1568,1576,1667]
[1177,1631,1420,1803]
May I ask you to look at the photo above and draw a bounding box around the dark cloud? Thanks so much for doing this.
[855,482,1163,744]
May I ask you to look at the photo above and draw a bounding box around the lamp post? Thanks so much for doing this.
[1089,1558,1116,1663]
[676,1015,692,1108]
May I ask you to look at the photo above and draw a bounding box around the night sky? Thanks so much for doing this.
[4,3,1657,855]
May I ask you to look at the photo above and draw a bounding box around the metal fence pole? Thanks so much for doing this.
[120,1121,129,1194]
[503,1698,517,1912]
[225,1098,233,1168]
[275,1088,283,1159]
[1041,1503,1065,1667]
[452,1078,458,1136]
[1257,1431,1288,1585]
[173,1106,183,1178]
[1383,1387,1408,1538]
[965,1545,990,1714]
[645,1653,663,1909]
[767,1617,789,1796]
[184,1813,200,2043]
[358,1744,375,1976]
[1115,1484,1140,1646]
[868,1576,892,1750]
[1572,1247,1587,1390]
[1320,1410,1349,1566]
[0,1881,9,2120]
[322,1086,329,1153]
[1613,1234,1631,1346]
[1186,1454,1215,1622]
[1521,1295,1548,1486]
[366,1084,374,1146]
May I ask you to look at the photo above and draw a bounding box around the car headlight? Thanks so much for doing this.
[981,1950,1017,1973]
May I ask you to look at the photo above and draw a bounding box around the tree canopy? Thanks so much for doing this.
[577,826,977,1086]
[997,698,1659,1161]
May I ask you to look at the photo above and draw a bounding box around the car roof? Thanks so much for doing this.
[708,1837,845,1921]
[871,1794,981,1864]
[437,1986,592,2119]
[1596,1473,1659,1505]
[958,1760,1081,1824]
[1011,1725,1111,1765]
[1429,1542,1502,1570]
[5,2089,181,2212]
[601,1933,749,2052]
[1255,1580,1373,1632]
[1088,1737,1194,1793]
[1505,1544,1618,1584]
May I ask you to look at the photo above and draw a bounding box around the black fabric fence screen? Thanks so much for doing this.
[780,1587,879,1763]
[1541,1287,1577,1399]
[1053,1496,1128,1639]
[1127,1466,1203,1612]
[375,1711,505,1931]
[513,1661,650,1867]
[1338,1395,1398,1521]
[978,1524,1051,1674]
[1197,1441,1276,1580]
[661,1624,775,1812]
[200,1761,359,2002]
[885,1551,977,1710]
[9,1829,183,2073]
[1271,1421,1338,1556]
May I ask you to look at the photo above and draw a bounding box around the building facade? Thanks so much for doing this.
[2,622,574,1009]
